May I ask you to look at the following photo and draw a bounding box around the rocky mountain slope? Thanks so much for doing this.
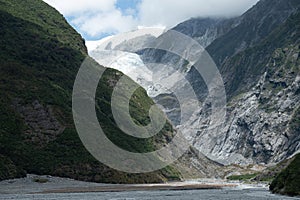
[207,0,300,95]
[172,17,233,48]
[141,0,300,166]
[194,0,300,165]
[0,0,231,183]
[89,0,300,168]
[89,29,232,180]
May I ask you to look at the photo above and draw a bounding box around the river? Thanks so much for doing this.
[1,188,300,200]
[1,175,299,200]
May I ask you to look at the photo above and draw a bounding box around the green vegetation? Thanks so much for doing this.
[267,106,300,195]
[0,0,87,54]
[0,0,181,183]
[290,107,300,138]
[211,10,300,99]
[270,154,300,196]
[227,173,257,181]
[33,177,49,183]
[254,157,294,183]
[0,155,25,180]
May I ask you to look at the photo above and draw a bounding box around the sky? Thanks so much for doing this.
[43,0,260,41]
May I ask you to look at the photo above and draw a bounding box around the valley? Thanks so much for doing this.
[0,0,299,198]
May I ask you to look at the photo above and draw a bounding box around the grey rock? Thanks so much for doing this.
[12,99,65,145]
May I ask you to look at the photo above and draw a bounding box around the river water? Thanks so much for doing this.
[1,175,299,200]
[1,188,299,200]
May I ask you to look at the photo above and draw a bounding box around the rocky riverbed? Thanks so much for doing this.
[0,175,299,200]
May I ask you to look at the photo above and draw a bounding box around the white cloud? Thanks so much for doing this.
[44,0,116,15]
[44,0,139,37]
[43,0,259,39]
[138,0,259,27]
[71,10,138,37]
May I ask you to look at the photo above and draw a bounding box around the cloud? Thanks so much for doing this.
[44,0,116,15]
[43,0,259,39]
[138,0,259,27]
[44,0,139,38]
[71,9,138,37]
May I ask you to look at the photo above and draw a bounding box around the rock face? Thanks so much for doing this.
[142,0,300,165]
[12,99,65,145]
[89,0,300,167]
[89,31,228,179]
[172,17,234,48]
[207,0,300,67]
[191,1,300,165]
[180,0,300,165]
[193,44,300,165]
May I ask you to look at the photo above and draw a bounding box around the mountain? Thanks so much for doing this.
[136,0,300,166]
[172,17,234,48]
[207,0,300,97]
[193,0,300,165]
[89,29,234,180]
[89,31,160,95]
[89,0,300,167]
[0,0,185,183]
[207,0,300,68]
[86,28,165,53]
[270,153,300,196]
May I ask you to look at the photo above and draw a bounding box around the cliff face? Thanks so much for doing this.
[194,22,300,164]
[194,1,300,165]
[89,0,300,167]
[0,0,183,182]
[172,17,234,48]
[207,0,300,67]
[147,0,299,167]
[89,30,229,181]
[135,0,300,165]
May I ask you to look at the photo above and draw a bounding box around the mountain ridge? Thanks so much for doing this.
[88,0,300,167]
[0,0,184,183]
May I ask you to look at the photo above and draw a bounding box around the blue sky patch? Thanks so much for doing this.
[116,0,141,13]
